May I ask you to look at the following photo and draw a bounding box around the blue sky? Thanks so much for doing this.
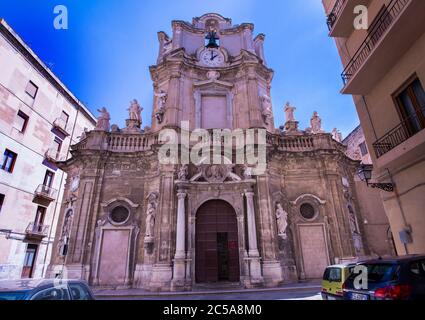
[0,0,359,137]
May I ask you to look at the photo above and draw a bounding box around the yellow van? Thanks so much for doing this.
[321,263,356,300]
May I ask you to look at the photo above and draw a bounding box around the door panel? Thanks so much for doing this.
[98,230,130,286]
[299,225,329,279]
[195,200,240,283]
[22,244,38,278]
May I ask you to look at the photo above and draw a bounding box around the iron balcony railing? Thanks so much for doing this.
[34,184,58,200]
[373,107,425,158]
[326,0,347,31]
[25,222,49,237]
[341,0,409,85]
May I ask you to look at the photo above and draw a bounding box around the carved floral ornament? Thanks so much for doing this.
[188,164,242,183]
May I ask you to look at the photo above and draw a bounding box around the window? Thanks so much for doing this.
[109,206,130,224]
[25,81,38,99]
[43,170,54,188]
[359,141,368,156]
[69,283,93,300]
[52,138,62,153]
[395,77,425,135]
[60,111,69,127]
[31,286,70,300]
[34,206,46,227]
[15,110,29,133]
[0,194,4,214]
[1,149,18,173]
[300,203,316,220]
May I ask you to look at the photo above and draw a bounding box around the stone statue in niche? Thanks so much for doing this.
[310,111,323,134]
[144,192,159,243]
[177,164,189,181]
[261,94,273,125]
[275,203,288,239]
[347,204,360,234]
[155,90,167,124]
[95,107,111,131]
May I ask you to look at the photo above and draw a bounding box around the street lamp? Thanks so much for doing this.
[357,164,394,192]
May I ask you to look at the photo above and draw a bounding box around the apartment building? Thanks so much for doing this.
[322,0,425,254]
[343,126,396,256]
[0,19,96,279]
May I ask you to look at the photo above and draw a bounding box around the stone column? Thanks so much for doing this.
[244,190,263,284]
[245,191,260,257]
[175,191,187,259]
[171,191,187,291]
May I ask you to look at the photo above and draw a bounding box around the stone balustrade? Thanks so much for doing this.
[71,129,342,154]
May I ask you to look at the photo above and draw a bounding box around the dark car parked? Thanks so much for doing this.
[0,279,95,300]
[343,255,425,300]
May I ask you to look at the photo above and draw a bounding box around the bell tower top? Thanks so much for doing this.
[192,13,232,30]
[156,13,266,65]
[151,14,274,133]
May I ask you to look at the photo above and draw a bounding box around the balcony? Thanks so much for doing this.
[24,222,49,243]
[53,118,70,136]
[373,107,425,158]
[33,184,57,206]
[45,148,66,162]
[327,0,370,37]
[341,0,425,94]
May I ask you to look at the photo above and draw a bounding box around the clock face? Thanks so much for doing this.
[200,48,225,67]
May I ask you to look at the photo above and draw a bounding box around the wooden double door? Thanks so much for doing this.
[195,200,240,283]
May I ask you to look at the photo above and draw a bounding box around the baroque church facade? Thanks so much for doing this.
[48,14,370,291]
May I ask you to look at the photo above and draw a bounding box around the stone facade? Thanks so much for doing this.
[343,126,396,257]
[0,19,96,280]
[48,14,372,291]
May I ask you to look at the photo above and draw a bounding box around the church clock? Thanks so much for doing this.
[200,48,225,67]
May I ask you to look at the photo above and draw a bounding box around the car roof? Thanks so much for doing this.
[358,254,425,265]
[0,279,86,292]
[326,263,356,269]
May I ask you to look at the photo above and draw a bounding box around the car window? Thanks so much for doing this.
[347,263,398,283]
[329,268,342,282]
[323,268,341,282]
[31,286,70,300]
[410,262,422,276]
[411,260,425,278]
[367,264,398,282]
[69,283,92,300]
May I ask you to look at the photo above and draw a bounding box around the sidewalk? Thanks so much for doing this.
[93,280,322,299]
